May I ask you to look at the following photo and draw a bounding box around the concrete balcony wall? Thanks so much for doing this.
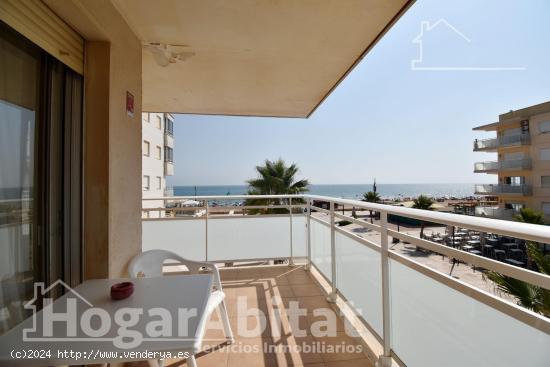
[46,0,143,279]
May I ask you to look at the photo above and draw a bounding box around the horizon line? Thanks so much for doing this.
[168,182,481,186]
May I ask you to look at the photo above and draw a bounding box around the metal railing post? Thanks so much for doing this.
[305,198,311,271]
[289,197,294,266]
[377,210,392,367]
[205,200,209,261]
[328,201,337,303]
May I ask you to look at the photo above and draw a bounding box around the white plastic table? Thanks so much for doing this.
[0,274,213,366]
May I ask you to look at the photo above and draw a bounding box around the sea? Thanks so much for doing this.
[172,183,476,200]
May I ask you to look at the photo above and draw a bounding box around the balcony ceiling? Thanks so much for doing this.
[111,0,412,117]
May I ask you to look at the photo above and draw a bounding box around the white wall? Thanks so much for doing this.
[142,112,172,217]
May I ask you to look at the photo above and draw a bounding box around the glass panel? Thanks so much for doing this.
[310,218,331,281]
[291,215,307,257]
[336,232,383,337]
[389,259,550,367]
[208,216,292,261]
[0,26,40,335]
[142,220,206,261]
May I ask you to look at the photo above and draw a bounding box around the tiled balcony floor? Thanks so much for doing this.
[131,265,373,367]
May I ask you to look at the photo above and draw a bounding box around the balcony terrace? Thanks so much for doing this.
[137,264,375,367]
[473,133,530,152]
[474,206,517,220]
[473,159,532,173]
[474,184,533,196]
[141,194,550,367]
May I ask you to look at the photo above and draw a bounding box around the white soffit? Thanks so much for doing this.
[112,0,413,117]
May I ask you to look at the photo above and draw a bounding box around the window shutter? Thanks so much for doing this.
[0,0,84,74]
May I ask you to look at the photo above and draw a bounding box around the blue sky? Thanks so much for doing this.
[169,0,550,186]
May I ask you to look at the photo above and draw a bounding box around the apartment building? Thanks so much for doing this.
[142,112,175,217]
[473,101,550,220]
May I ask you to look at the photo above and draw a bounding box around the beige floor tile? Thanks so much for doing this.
[266,284,295,298]
[225,284,267,300]
[295,296,333,313]
[220,269,239,281]
[193,346,230,367]
[269,308,310,338]
[291,284,324,296]
[285,274,316,286]
[227,337,276,367]
[167,266,373,367]
[313,333,365,363]
[324,359,373,367]
[225,294,270,318]
[271,334,325,366]
[306,310,346,335]
[268,274,291,286]
[271,297,303,315]
[231,314,272,339]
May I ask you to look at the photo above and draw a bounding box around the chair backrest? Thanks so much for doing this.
[128,250,223,290]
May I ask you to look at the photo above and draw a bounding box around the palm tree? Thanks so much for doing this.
[487,243,550,317]
[362,191,381,224]
[412,195,434,238]
[486,207,550,317]
[244,159,309,214]
[515,207,545,225]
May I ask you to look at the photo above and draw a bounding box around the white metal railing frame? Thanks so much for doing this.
[142,194,550,365]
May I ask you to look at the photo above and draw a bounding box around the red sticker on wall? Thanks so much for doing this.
[126,91,134,117]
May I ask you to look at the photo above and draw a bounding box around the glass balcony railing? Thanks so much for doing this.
[475,184,532,195]
[142,194,550,367]
[473,133,530,151]
[475,206,517,219]
[474,158,532,172]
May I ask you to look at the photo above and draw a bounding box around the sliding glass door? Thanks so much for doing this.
[0,21,83,335]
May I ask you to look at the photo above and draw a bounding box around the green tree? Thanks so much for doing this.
[244,159,309,214]
[515,207,545,225]
[362,191,381,224]
[487,208,550,317]
[487,243,550,317]
[412,195,434,238]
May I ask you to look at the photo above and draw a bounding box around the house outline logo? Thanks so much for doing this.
[411,18,526,71]
[22,280,93,341]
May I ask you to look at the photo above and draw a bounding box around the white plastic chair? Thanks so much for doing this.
[128,250,234,367]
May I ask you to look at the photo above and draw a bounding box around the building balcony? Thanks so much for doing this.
[141,194,550,367]
[475,184,532,196]
[164,161,174,176]
[474,158,532,173]
[164,132,174,148]
[474,206,517,220]
[473,133,530,152]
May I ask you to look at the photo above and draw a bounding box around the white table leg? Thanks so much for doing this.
[187,355,197,367]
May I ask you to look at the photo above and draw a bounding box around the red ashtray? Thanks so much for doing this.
[110,282,134,300]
